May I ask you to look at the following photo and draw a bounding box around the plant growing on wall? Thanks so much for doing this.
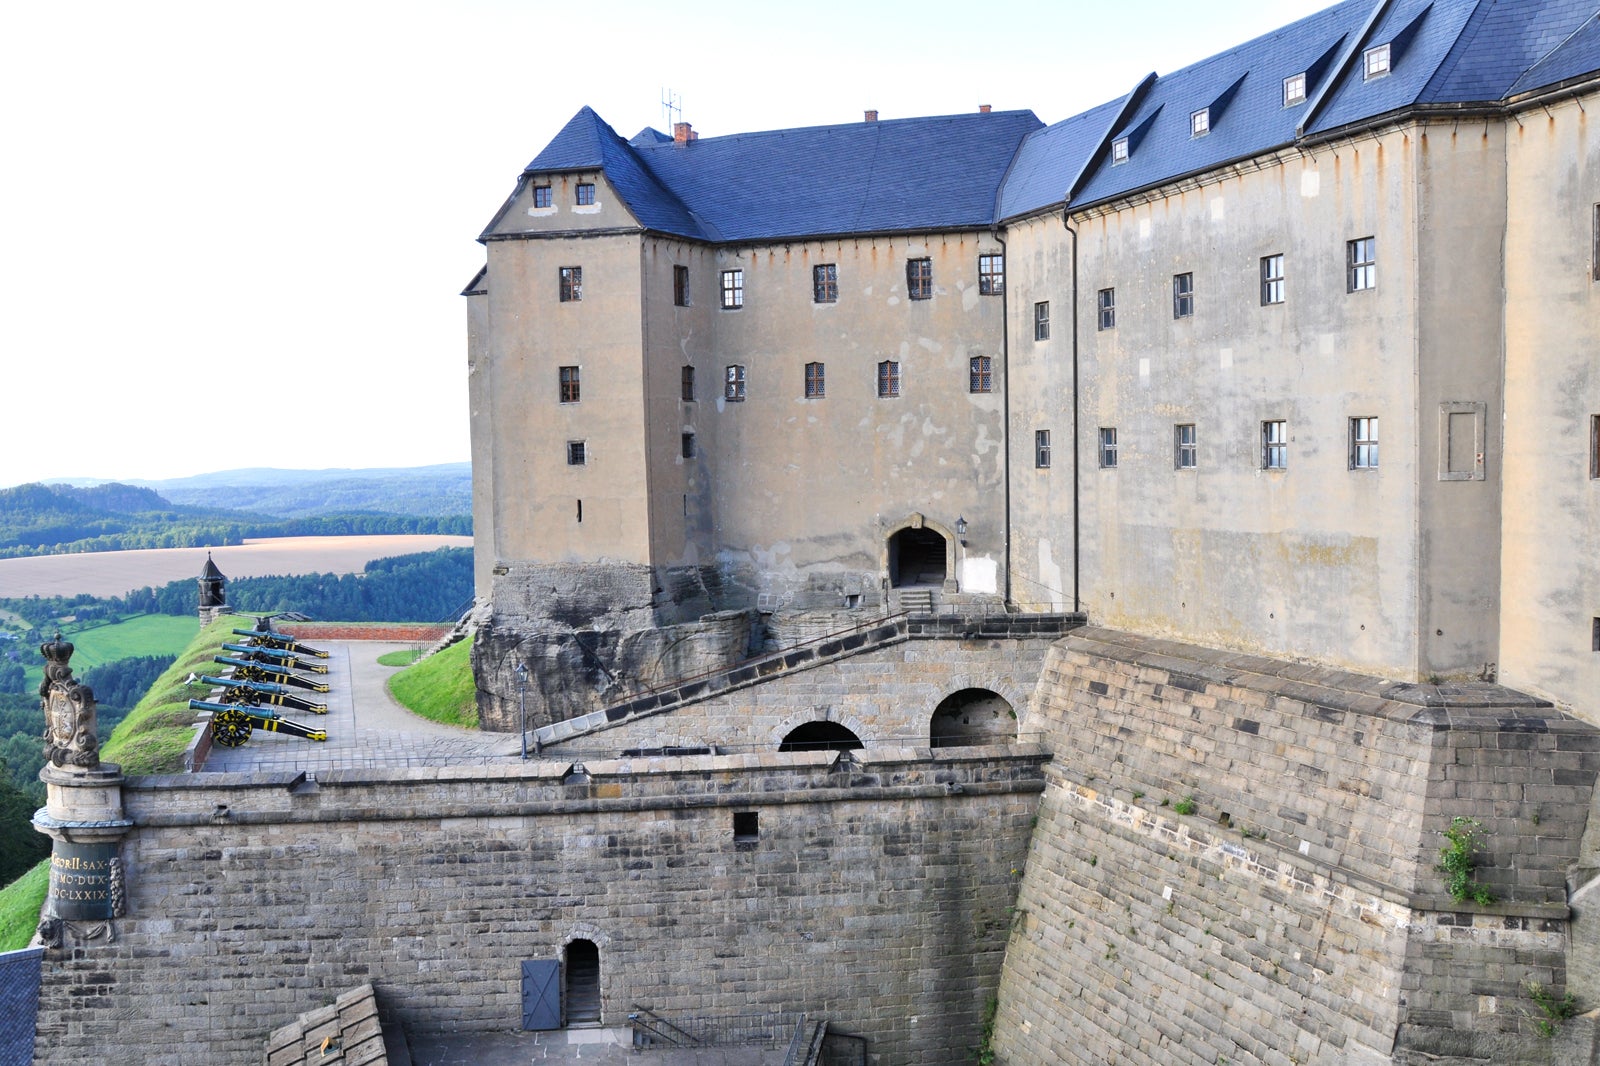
[1525,979,1579,1038]
[1437,816,1494,905]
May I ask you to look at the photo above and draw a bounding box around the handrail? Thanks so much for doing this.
[628,1005,701,1046]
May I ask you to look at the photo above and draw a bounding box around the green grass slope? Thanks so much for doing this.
[99,615,244,774]
[0,860,48,951]
[386,637,476,728]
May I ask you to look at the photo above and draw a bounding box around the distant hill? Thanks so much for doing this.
[132,463,472,518]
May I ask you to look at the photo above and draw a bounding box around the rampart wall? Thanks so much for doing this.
[33,749,1045,1065]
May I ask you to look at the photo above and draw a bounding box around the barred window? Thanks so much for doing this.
[566,441,586,466]
[804,361,826,399]
[969,355,993,393]
[681,365,695,402]
[877,360,900,398]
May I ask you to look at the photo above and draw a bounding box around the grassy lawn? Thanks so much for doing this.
[22,613,199,691]
[100,615,246,774]
[387,638,477,728]
[377,648,423,668]
[0,860,48,952]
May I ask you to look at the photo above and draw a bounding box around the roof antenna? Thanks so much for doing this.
[661,88,683,130]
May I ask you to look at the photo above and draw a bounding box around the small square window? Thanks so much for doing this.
[804,361,826,398]
[978,254,1004,295]
[878,360,900,398]
[969,355,993,394]
[1034,301,1050,341]
[674,265,690,307]
[1111,137,1129,164]
[681,432,695,459]
[725,365,746,402]
[733,811,759,843]
[1173,273,1194,319]
[559,365,580,404]
[559,266,583,302]
[1348,237,1376,292]
[813,263,838,303]
[1035,429,1051,469]
[907,258,933,300]
[1099,428,1118,469]
[1351,416,1379,469]
[1261,254,1285,305]
[567,441,587,466]
[721,269,744,310]
[682,365,695,402]
[575,182,596,205]
[1283,73,1307,107]
[1175,424,1197,469]
[1364,44,1391,80]
[1262,420,1287,470]
[532,184,552,208]
[1191,108,1210,137]
[1097,288,1115,330]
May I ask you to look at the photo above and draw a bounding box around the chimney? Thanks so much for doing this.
[673,121,697,143]
[978,104,992,113]
[864,110,878,122]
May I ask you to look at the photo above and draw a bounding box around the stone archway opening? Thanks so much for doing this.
[888,526,948,588]
[565,939,601,1026]
[930,688,1016,748]
[779,721,865,752]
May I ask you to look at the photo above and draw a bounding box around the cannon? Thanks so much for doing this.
[194,674,327,714]
[212,655,330,693]
[189,699,328,747]
[232,629,329,659]
[219,643,330,675]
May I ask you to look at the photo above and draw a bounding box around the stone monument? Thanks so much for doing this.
[31,634,132,941]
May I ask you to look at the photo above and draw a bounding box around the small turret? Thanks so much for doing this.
[198,553,229,624]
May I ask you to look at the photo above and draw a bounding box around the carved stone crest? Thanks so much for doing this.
[39,633,100,770]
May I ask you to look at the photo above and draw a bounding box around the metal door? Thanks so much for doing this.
[521,959,560,1030]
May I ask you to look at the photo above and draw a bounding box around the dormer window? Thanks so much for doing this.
[532,185,553,209]
[1364,43,1391,79]
[1190,108,1210,137]
[1283,73,1306,106]
[1111,137,1129,164]
[575,182,596,205]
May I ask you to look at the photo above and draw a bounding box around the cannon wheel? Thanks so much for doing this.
[212,707,253,748]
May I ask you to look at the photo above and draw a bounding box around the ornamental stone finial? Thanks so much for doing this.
[40,631,99,770]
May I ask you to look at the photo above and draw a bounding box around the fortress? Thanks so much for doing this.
[22,1,1600,1063]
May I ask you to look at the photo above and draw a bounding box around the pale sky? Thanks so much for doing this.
[0,0,1331,490]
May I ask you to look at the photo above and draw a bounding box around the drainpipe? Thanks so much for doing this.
[1064,209,1081,615]
[993,227,1012,611]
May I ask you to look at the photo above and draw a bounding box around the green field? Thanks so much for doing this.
[387,637,477,728]
[21,614,199,690]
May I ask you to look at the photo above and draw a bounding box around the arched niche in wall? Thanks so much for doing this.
[930,687,1016,748]
[779,721,865,752]
[883,512,958,590]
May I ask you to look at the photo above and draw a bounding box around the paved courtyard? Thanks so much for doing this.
[405,1027,783,1064]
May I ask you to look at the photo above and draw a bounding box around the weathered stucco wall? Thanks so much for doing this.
[991,628,1600,1066]
[35,750,1045,1065]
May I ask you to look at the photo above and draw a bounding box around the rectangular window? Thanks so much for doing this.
[575,182,596,205]
[559,365,580,404]
[1175,423,1197,469]
[1034,301,1050,341]
[1348,237,1376,292]
[681,432,695,459]
[1035,430,1051,468]
[566,441,586,466]
[720,269,744,309]
[1351,416,1379,469]
[969,355,993,393]
[1440,402,1487,481]
[804,361,825,398]
[1590,414,1599,478]
[532,185,552,208]
[1191,108,1210,137]
[681,365,695,402]
[1364,43,1391,79]
[978,254,1004,295]
[733,811,759,843]
[724,365,746,402]
[1111,137,1129,164]
[559,266,583,302]
[813,263,838,303]
[673,265,690,307]
[1097,287,1115,330]
[1283,73,1307,106]
[1262,420,1287,470]
[1593,205,1599,282]
[877,360,900,398]
[1099,427,1118,468]
[1173,273,1194,318]
[907,258,933,300]
[1593,617,1600,653]
[1260,254,1284,305]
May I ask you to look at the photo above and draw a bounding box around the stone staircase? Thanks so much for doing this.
[896,588,935,613]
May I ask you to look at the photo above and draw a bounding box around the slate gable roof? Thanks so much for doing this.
[507,0,1599,243]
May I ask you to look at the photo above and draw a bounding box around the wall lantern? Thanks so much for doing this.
[955,515,968,546]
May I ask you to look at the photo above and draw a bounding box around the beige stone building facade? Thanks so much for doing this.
[466,0,1600,728]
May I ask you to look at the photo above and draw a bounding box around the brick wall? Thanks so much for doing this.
[276,623,451,643]
[35,749,1045,1065]
[991,628,1599,1066]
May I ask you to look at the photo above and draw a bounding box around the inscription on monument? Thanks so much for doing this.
[48,843,117,920]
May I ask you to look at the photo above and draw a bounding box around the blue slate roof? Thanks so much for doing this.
[506,1,1600,240]
[0,948,42,1066]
